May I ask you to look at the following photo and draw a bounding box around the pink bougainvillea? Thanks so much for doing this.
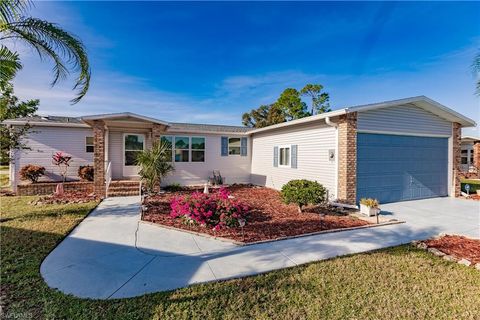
[170,187,249,230]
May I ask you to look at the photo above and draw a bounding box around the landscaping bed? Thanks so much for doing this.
[142,185,370,243]
[424,235,480,266]
[29,191,99,205]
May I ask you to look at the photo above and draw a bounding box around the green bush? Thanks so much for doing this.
[78,165,94,181]
[461,179,480,194]
[164,183,183,192]
[281,179,326,212]
[19,164,45,183]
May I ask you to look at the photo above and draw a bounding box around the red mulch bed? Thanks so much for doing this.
[465,194,480,201]
[142,185,370,243]
[424,235,480,265]
[30,191,99,205]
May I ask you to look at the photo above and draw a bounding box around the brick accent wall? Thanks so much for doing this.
[152,123,164,140]
[17,181,93,196]
[474,142,480,169]
[337,112,357,204]
[92,120,106,197]
[452,122,462,197]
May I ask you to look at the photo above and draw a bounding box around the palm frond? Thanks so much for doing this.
[1,17,90,104]
[0,0,31,24]
[0,44,21,81]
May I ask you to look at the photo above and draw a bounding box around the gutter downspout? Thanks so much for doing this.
[325,116,340,205]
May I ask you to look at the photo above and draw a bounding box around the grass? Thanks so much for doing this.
[0,165,8,171]
[1,196,480,319]
[0,173,8,188]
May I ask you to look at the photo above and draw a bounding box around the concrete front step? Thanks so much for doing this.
[107,191,140,197]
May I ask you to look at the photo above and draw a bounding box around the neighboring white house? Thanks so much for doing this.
[4,96,476,204]
[460,135,479,172]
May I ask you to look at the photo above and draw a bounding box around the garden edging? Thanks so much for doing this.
[139,218,405,246]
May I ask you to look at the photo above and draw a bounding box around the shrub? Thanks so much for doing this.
[20,164,45,183]
[136,140,174,192]
[164,183,183,192]
[281,179,326,212]
[360,198,379,208]
[52,151,72,183]
[78,165,94,181]
[170,187,249,230]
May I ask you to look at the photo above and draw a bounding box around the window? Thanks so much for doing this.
[85,136,94,153]
[461,149,468,165]
[175,136,189,162]
[228,137,241,155]
[279,146,291,167]
[191,137,205,162]
[124,134,144,166]
[160,136,173,161]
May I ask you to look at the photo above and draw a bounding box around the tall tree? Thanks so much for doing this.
[473,49,480,96]
[274,88,310,121]
[0,80,39,163]
[0,0,91,103]
[300,84,331,115]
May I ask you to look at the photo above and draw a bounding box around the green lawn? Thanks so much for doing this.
[0,173,9,188]
[1,196,480,320]
[0,165,9,171]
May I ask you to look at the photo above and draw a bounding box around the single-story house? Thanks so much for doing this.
[460,135,480,173]
[4,96,476,204]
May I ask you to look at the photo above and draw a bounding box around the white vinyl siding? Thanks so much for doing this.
[250,122,336,199]
[14,126,94,184]
[161,133,251,186]
[357,104,452,136]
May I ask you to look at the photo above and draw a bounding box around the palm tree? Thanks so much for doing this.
[0,0,90,104]
[136,140,175,193]
[473,50,480,96]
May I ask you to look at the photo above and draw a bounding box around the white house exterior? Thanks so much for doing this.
[460,136,480,173]
[4,96,476,204]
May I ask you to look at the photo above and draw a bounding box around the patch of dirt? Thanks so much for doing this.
[142,185,370,243]
[424,235,480,264]
[30,191,99,205]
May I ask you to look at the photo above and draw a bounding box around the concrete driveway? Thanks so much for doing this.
[41,196,479,299]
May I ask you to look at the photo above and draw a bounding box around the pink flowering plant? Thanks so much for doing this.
[170,187,249,230]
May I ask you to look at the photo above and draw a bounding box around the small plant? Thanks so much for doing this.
[281,179,327,213]
[52,151,72,183]
[360,198,379,208]
[164,183,183,192]
[170,187,249,230]
[19,164,45,183]
[78,165,94,181]
[136,140,175,193]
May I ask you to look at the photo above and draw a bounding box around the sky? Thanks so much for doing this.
[10,1,480,135]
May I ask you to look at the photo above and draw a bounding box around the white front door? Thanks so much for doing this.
[123,133,145,177]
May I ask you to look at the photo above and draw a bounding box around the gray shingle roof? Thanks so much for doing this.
[5,115,84,124]
[4,115,252,133]
[168,122,252,133]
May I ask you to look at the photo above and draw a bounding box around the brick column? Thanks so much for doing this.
[92,120,106,197]
[452,122,462,197]
[473,141,480,170]
[337,112,357,204]
[152,123,163,141]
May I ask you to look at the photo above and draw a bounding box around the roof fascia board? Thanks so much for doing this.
[2,120,90,128]
[81,112,169,126]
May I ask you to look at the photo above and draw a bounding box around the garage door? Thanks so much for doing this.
[357,133,448,204]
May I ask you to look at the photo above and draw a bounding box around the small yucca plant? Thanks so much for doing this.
[136,140,174,193]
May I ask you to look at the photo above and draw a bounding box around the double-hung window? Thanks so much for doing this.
[191,137,205,162]
[175,137,190,162]
[228,137,241,155]
[160,136,173,162]
[85,136,94,153]
[279,145,291,167]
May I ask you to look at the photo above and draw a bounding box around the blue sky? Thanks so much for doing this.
[12,1,480,135]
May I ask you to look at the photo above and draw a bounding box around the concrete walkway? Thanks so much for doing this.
[41,196,479,299]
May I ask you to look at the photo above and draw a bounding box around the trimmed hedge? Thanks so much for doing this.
[281,179,326,212]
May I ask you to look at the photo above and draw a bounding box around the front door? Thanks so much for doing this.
[123,133,145,177]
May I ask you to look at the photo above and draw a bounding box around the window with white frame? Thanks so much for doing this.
[174,136,189,162]
[160,136,173,161]
[85,136,94,153]
[461,149,468,165]
[228,137,241,155]
[191,137,205,162]
[279,145,291,167]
